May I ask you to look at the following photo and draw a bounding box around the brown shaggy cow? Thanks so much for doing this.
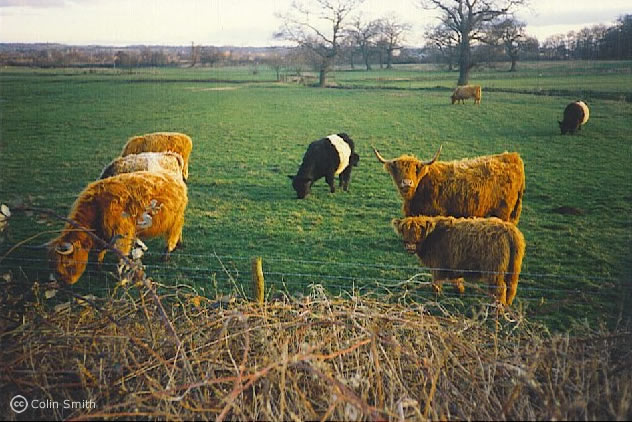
[99,151,185,181]
[373,146,525,224]
[121,132,193,181]
[48,171,188,285]
[392,216,525,306]
[451,85,482,104]
[559,100,590,135]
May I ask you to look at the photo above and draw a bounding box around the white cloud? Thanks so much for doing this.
[0,0,67,7]
[0,0,629,46]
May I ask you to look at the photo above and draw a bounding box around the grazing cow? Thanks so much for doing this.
[99,151,185,181]
[373,146,525,224]
[559,101,590,135]
[451,85,482,104]
[121,132,193,181]
[288,133,360,199]
[392,216,525,306]
[48,171,188,285]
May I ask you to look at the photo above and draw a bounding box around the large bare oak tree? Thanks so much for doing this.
[420,0,527,85]
[275,0,364,87]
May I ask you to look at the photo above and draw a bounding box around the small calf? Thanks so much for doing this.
[392,215,525,306]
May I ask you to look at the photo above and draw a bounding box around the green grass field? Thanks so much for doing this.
[1,61,631,329]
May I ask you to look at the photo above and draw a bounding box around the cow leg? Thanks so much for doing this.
[432,280,443,294]
[162,219,184,261]
[325,174,336,193]
[506,273,519,306]
[431,272,444,294]
[97,249,107,267]
[340,174,351,191]
[451,277,465,294]
[493,275,507,305]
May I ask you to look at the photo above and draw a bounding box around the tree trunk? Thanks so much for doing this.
[509,56,517,72]
[319,68,327,87]
[458,35,471,85]
[363,48,372,70]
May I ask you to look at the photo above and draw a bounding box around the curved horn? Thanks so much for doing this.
[23,242,50,250]
[55,242,74,255]
[422,145,442,165]
[372,146,389,164]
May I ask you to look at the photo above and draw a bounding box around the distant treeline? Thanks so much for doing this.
[1,15,630,70]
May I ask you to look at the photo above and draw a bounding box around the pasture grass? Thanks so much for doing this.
[1,62,631,330]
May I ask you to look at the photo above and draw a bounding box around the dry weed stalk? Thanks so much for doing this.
[1,279,631,421]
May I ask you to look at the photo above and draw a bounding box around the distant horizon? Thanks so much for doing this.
[0,0,629,47]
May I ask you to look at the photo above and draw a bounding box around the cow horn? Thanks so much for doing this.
[372,146,389,164]
[55,242,74,255]
[422,145,442,165]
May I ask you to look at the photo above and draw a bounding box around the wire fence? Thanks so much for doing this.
[2,241,628,308]
[1,201,630,326]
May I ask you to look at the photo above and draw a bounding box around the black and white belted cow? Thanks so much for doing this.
[289,133,360,199]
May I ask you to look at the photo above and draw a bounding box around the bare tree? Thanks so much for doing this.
[420,0,527,85]
[424,23,459,71]
[347,15,380,70]
[376,15,411,69]
[488,17,526,71]
[275,0,364,87]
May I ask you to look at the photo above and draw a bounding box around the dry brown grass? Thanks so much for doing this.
[1,279,630,421]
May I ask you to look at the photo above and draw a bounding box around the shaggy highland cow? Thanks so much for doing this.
[373,146,525,224]
[392,216,525,306]
[559,100,590,135]
[289,133,360,199]
[451,85,482,104]
[49,171,188,285]
[99,151,185,181]
[121,132,193,181]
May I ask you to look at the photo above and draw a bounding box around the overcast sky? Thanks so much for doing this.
[0,0,629,46]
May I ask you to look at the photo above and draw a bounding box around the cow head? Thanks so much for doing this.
[392,217,436,253]
[558,120,568,135]
[288,175,311,199]
[350,152,360,167]
[373,145,442,200]
[48,236,90,285]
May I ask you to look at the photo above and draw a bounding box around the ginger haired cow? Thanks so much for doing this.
[99,151,185,181]
[48,171,187,285]
[373,146,525,224]
[121,132,193,181]
[393,216,525,306]
[451,85,482,104]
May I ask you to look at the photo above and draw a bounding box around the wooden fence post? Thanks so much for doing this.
[251,257,265,305]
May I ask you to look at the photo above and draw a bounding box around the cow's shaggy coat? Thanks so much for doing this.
[289,133,360,199]
[48,171,188,285]
[559,101,590,135]
[99,151,184,181]
[121,132,193,181]
[374,147,525,224]
[393,216,525,306]
[451,85,482,104]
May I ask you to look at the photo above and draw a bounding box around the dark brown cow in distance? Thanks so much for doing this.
[559,100,590,135]
[373,146,525,224]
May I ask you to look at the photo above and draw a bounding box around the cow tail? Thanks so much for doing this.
[505,234,524,306]
[510,176,525,223]
[99,164,114,179]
